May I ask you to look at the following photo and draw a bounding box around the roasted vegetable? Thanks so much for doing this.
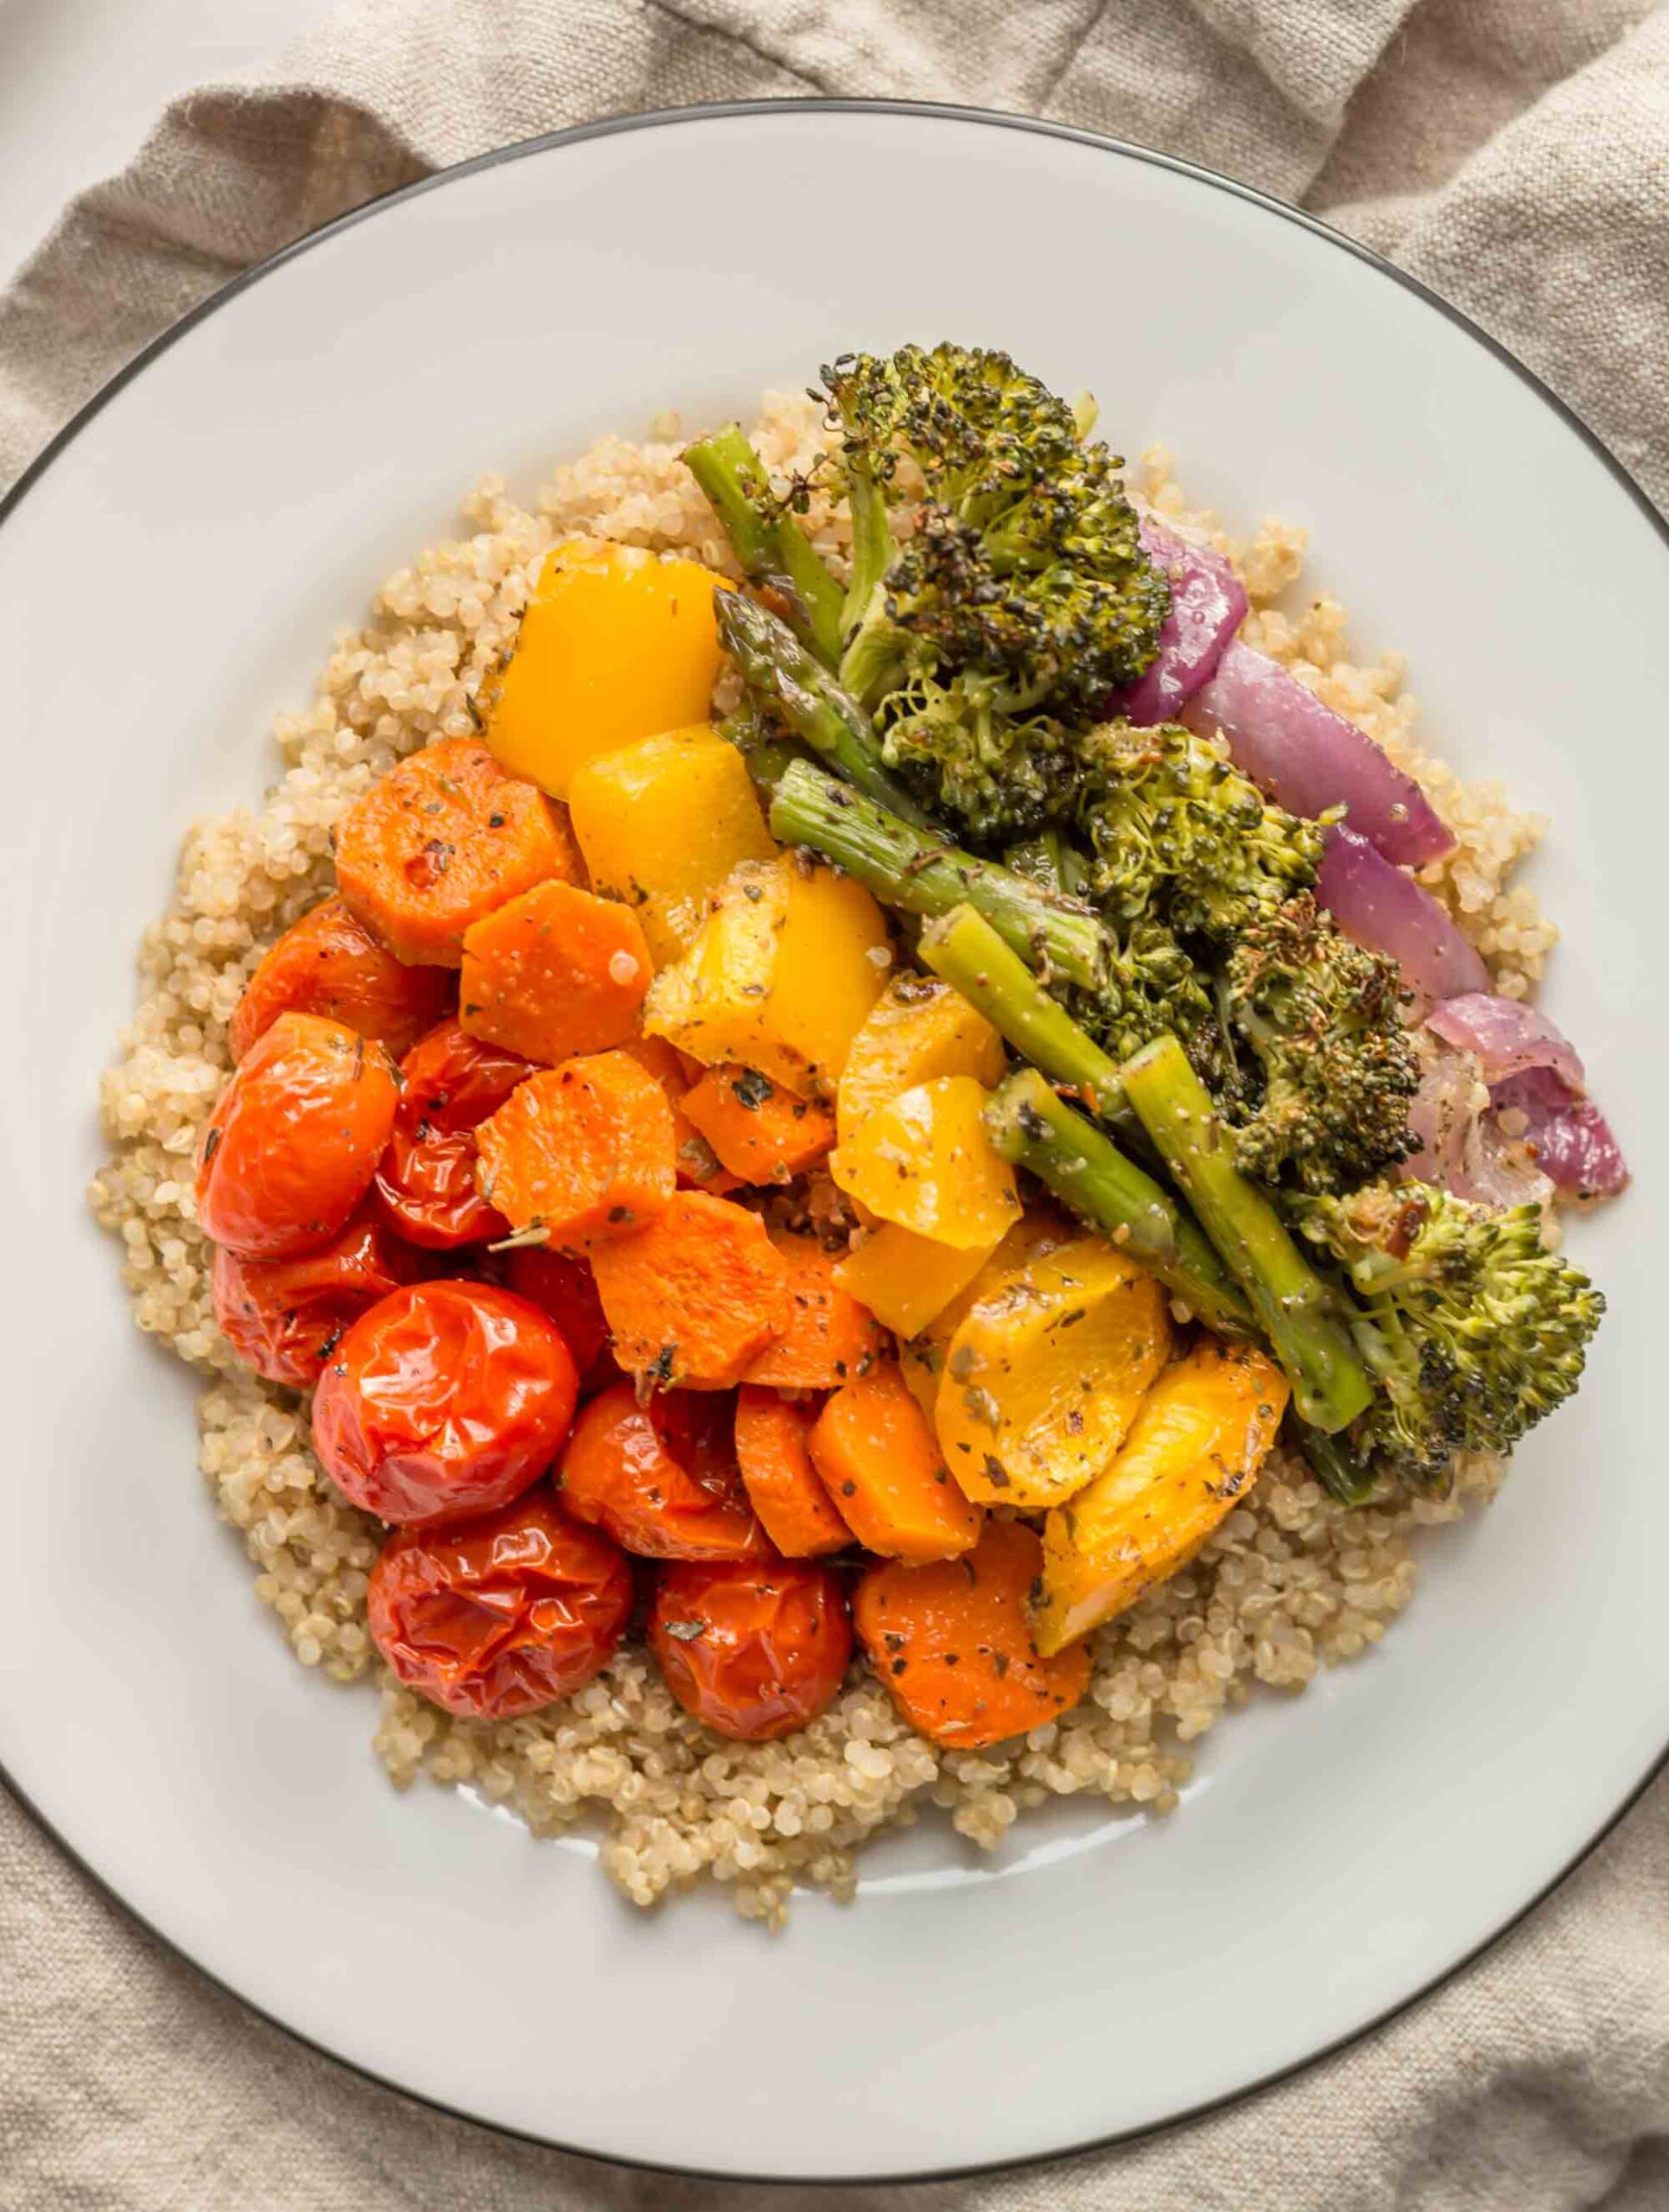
[1120,1033,1374,1433]
[809,1358,982,1562]
[1031,1339,1288,1654]
[836,969,1006,1150]
[567,727,777,966]
[682,422,846,662]
[1220,892,1420,1194]
[829,1074,1023,1249]
[834,1222,1002,1341]
[644,855,889,1097]
[1292,1180,1606,1484]
[485,542,732,797]
[460,880,650,1065]
[854,1520,1089,1747]
[590,1192,793,1387]
[935,1236,1172,1508]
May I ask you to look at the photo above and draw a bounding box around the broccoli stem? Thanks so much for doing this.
[1120,1034,1375,1433]
[918,904,1126,1122]
[768,760,1107,992]
[985,1071,1251,1336]
[715,593,933,829]
[683,425,846,663]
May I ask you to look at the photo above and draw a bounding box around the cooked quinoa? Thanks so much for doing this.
[90,395,1534,1925]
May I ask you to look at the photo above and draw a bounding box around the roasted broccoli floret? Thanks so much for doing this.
[1294,1181,1605,1484]
[1220,893,1420,1194]
[815,344,1170,833]
[1074,721,1323,942]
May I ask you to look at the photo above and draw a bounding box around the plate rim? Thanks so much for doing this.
[3,93,1665,2188]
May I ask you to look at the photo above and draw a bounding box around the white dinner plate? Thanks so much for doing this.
[1,102,1664,2183]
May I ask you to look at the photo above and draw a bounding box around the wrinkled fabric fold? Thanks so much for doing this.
[5,3,1668,2207]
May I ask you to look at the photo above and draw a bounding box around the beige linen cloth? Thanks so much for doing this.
[5,3,1669,2206]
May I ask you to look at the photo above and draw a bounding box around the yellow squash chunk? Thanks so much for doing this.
[568,727,777,965]
[643,857,888,1098]
[1033,1340,1289,1655]
[836,976,1006,1151]
[898,1208,1075,1418]
[834,1222,1002,1341]
[830,1075,1022,1250]
[936,1237,1171,1509]
[485,543,732,798]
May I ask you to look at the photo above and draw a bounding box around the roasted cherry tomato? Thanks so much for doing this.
[649,1558,852,1741]
[374,1020,534,1249]
[312,1281,578,1528]
[196,1011,401,1260]
[230,895,452,1064]
[368,1487,631,1719]
[504,1246,619,1392]
[556,1382,771,1560]
[211,1204,426,1385]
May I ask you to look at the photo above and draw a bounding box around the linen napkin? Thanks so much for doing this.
[4,4,1669,2206]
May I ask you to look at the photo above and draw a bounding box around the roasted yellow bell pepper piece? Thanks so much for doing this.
[834,1222,1001,1340]
[936,1237,1171,1509]
[485,543,732,797]
[829,1075,1021,1250]
[643,857,888,1097]
[568,727,777,965]
[835,976,1006,1152]
[1032,1339,1289,1654]
[898,1209,1074,1418]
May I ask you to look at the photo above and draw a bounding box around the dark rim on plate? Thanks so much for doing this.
[2,95,1664,2189]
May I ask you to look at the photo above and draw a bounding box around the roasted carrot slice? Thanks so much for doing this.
[853,1520,1089,1747]
[333,736,580,966]
[473,1052,676,1249]
[460,880,650,1065]
[809,1358,980,1564]
[231,895,452,1062]
[740,1233,887,1390]
[590,1192,793,1388]
[680,1066,836,1185]
[619,1035,741,1193]
[733,1387,852,1557]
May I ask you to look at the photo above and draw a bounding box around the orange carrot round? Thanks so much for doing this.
[474,1052,676,1250]
[808,1358,981,1563]
[853,1519,1090,1748]
[740,1233,887,1390]
[333,736,579,966]
[681,1066,836,1185]
[231,895,452,1063]
[733,1386,851,1557]
[589,1192,792,1388]
[460,880,650,1065]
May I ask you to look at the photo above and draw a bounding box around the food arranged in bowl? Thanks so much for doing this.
[93,343,1622,1922]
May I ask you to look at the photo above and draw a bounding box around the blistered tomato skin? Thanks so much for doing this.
[374,1020,535,1249]
[312,1281,580,1528]
[211,1205,426,1386]
[556,1383,771,1560]
[650,1559,853,1741]
[196,1011,401,1261]
[368,1488,632,1719]
[503,1246,618,1392]
[230,895,453,1064]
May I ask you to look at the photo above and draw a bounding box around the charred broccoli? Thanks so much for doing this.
[815,343,1171,839]
[1221,893,1420,1194]
[1074,720,1323,942]
[1294,1181,1605,1484]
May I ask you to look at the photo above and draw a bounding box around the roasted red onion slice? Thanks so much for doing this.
[1425,995,1627,1196]
[1113,520,1247,726]
[1426,992,1586,1090]
[1317,827,1488,1006]
[1491,1068,1629,1198]
[1401,1048,1556,1209]
[1189,641,1454,867]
